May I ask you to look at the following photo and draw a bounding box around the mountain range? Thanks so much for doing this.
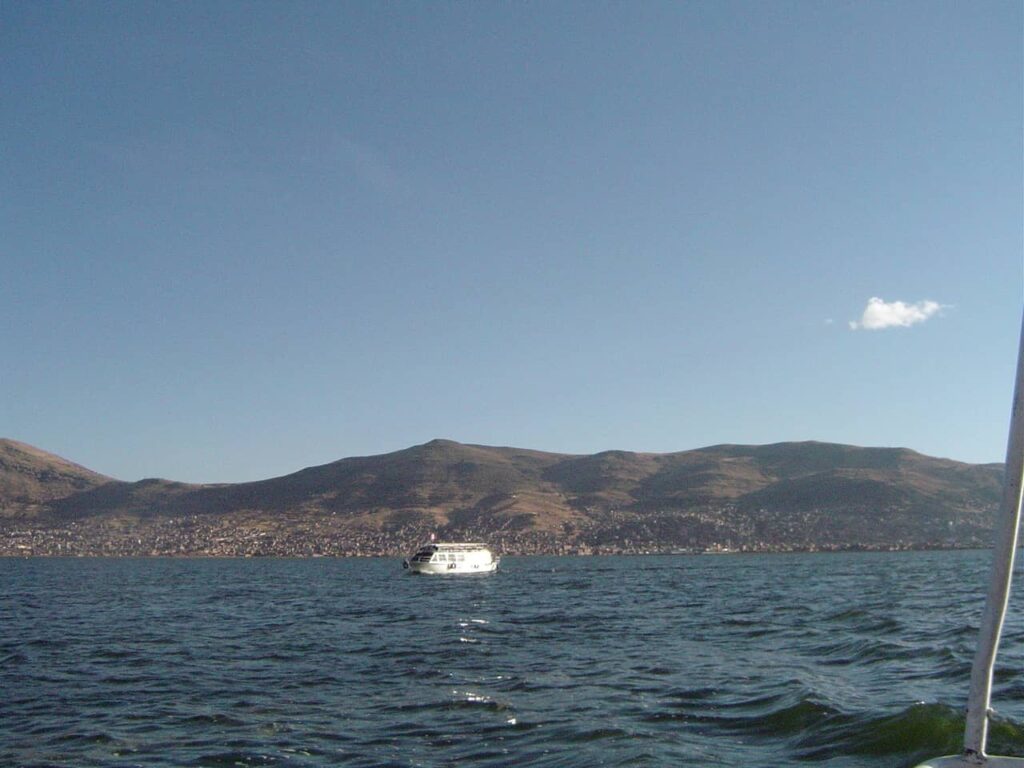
[0,437,1005,555]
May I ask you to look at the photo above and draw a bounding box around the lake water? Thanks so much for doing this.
[4,551,1024,767]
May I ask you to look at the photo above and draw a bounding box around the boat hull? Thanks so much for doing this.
[915,758,1024,767]
[406,559,498,575]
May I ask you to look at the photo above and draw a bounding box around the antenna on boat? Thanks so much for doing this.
[916,312,1024,768]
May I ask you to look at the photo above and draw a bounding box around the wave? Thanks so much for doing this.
[8,552,1024,768]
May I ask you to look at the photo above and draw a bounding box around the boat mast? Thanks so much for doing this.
[963,311,1024,758]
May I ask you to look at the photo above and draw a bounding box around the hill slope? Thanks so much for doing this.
[0,439,112,517]
[0,438,1004,555]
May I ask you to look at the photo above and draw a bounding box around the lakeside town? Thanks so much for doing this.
[0,506,989,558]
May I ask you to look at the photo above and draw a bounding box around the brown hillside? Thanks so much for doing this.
[0,439,112,517]
[0,437,1005,553]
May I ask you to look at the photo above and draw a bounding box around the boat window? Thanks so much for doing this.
[457,554,464,561]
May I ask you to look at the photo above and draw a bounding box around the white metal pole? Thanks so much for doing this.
[963,312,1024,758]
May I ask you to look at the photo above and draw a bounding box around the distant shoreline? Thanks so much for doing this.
[1,438,1002,557]
[0,544,995,560]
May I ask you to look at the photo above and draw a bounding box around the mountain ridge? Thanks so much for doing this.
[0,437,1004,555]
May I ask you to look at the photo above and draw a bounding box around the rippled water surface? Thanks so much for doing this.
[4,551,1024,767]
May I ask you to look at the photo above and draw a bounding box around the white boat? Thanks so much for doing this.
[403,542,499,574]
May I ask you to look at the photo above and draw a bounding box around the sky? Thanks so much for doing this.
[2,1,1022,483]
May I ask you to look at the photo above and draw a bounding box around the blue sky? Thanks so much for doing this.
[2,1,1021,483]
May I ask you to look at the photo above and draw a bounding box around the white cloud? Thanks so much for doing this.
[849,297,943,331]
